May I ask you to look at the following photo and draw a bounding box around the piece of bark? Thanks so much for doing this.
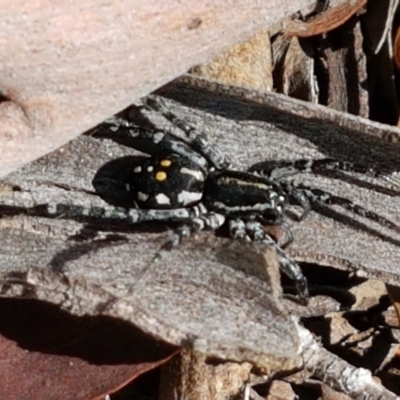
[150,75,400,285]
[362,0,400,124]
[311,17,368,117]
[159,350,252,400]
[324,19,357,112]
[266,380,297,399]
[3,77,400,396]
[283,0,367,37]
[353,20,369,118]
[0,0,317,178]
[298,326,398,399]
[5,76,400,285]
[272,35,317,102]
[191,29,273,92]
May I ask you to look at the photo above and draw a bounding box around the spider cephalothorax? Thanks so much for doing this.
[46,95,400,304]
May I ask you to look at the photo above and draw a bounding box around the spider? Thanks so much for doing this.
[47,95,400,304]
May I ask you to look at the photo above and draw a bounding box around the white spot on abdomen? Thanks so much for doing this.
[155,193,171,205]
[137,192,149,202]
[177,191,202,206]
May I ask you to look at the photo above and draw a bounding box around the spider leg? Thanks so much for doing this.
[102,116,209,170]
[42,202,225,248]
[277,221,294,249]
[251,158,400,188]
[228,219,309,303]
[41,202,207,224]
[281,182,311,221]
[143,95,231,170]
[229,218,247,239]
[300,185,400,233]
[230,218,294,248]
[165,211,226,249]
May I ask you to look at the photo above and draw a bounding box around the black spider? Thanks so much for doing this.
[47,95,400,304]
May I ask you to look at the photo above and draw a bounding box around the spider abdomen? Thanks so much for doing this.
[203,170,287,221]
[128,153,205,209]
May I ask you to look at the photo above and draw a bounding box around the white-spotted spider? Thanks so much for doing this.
[46,95,400,304]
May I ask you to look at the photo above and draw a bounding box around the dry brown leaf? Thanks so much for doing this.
[283,0,367,37]
[0,299,177,400]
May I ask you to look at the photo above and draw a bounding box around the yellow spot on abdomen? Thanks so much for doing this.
[160,159,172,167]
[155,171,167,181]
